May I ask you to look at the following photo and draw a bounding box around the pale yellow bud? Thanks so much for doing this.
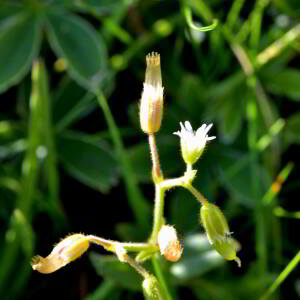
[157,225,182,262]
[140,52,164,134]
[31,234,89,274]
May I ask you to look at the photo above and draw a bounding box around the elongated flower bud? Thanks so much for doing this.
[140,52,164,134]
[200,203,230,244]
[31,234,89,274]
[200,203,241,266]
[157,225,182,262]
[143,275,164,300]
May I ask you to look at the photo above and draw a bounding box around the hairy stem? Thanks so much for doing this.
[149,134,163,181]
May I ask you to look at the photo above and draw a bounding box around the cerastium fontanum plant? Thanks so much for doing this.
[31,53,241,299]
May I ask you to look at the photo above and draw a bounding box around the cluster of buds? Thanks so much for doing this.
[140,52,164,134]
[200,203,241,267]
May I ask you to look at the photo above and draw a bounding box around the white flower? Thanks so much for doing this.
[173,121,216,165]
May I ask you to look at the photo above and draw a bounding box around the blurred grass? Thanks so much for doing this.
[0,0,299,299]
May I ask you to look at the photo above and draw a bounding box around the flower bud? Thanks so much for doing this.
[140,52,164,134]
[142,275,164,300]
[173,121,215,165]
[31,234,89,274]
[200,203,241,266]
[200,203,230,244]
[157,225,182,262]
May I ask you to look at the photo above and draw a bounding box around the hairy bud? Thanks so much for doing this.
[157,225,182,262]
[140,52,164,134]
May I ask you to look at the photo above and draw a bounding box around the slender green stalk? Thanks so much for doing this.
[0,60,46,295]
[88,235,159,253]
[256,23,300,67]
[152,255,173,300]
[259,251,300,300]
[95,89,150,228]
[147,128,173,300]
[231,40,269,275]
[185,0,214,22]
[226,0,246,30]
[184,183,208,206]
[182,6,218,32]
[39,61,64,225]
[236,19,252,43]
[247,94,268,275]
[250,0,271,52]
[125,255,151,279]
[150,184,165,242]
[273,207,300,219]
[263,162,294,206]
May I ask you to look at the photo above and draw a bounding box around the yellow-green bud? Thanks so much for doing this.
[31,234,89,274]
[213,238,241,267]
[200,203,230,243]
[140,52,164,134]
[173,121,216,165]
[142,276,164,300]
[200,203,241,267]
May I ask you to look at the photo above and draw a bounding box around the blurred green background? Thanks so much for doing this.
[0,0,300,299]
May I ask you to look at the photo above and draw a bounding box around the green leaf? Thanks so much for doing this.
[52,77,97,131]
[170,250,225,281]
[57,131,119,193]
[46,9,108,89]
[215,148,272,208]
[217,92,245,144]
[50,0,123,14]
[262,69,300,101]
[72,0,123,14]
[0,2,23,22]
[170,188,200,233]
[89,253,143,291]
[0,12,41,93]
[284,112,300,144]
[52,77,87,124]
[202,72,247,143]
[53,74,115,132]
